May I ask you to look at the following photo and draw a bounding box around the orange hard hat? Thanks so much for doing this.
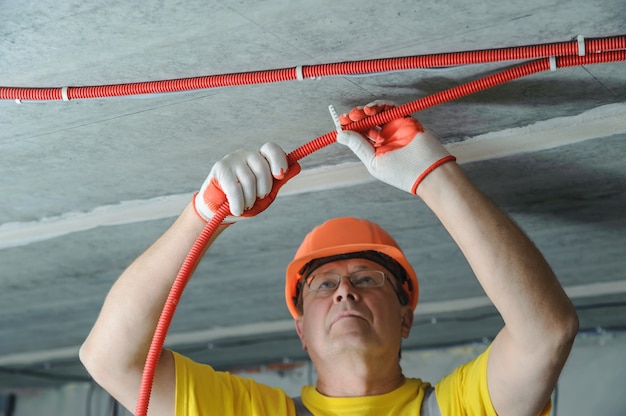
[285,217,418,318]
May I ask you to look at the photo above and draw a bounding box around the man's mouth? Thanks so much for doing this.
[332,311,367,325]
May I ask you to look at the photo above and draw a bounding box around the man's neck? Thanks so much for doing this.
[312,352,406,397]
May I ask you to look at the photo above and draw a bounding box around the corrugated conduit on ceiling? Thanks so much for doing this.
[1,35,625,102]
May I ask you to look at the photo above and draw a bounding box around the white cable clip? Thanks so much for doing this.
[549,56,557,71]
[15,99,22,104]
[61,86,70,101]
[577,35,586,56]
[328,104,342,133]
[295,66,304,81]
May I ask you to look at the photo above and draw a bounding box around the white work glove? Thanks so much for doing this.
[337,100,456,194]
[193,143,300,224]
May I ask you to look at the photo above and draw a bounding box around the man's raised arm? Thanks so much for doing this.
[80,203,222,415]
[417,162,578,416]
[80,142,298,415]
[337,100,578,416]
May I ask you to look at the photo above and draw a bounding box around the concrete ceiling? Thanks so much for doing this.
[1,0,625,389]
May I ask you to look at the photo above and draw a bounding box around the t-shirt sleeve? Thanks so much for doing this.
[172,350,295,416]
[435,345,552,416]
[434,346,497,416]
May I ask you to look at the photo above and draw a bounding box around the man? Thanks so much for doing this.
[80,101,578,415]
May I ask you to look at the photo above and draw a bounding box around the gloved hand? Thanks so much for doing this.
[193,142,300,224]
[337,100,455,194]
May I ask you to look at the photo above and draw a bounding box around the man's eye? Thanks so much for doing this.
[353,276,375,286]
[317,279,337,290]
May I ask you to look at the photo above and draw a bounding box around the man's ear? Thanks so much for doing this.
[400,306,414,339]
[294,317,307,351]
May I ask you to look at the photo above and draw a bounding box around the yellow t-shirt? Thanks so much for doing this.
[297,379,430,415]
[435,345,496,416]
[435,345,551,416]
[173,347,549,415]
[173,350,293,415]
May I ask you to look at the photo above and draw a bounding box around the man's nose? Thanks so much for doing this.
[334,276,359,303]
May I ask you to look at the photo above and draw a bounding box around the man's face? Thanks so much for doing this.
[294,258,413,362]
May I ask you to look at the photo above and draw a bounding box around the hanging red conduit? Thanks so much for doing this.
[132,37,626,415]
[1,35,625,102]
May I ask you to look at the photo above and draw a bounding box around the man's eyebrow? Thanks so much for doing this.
[318,263,380,274]
[352,264,376,271]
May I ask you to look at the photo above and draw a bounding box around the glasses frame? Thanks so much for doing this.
[303,269,406,304]
[304,269,395,293]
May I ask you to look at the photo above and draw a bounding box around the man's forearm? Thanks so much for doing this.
[416,162,577,342]
[80,202,225,384]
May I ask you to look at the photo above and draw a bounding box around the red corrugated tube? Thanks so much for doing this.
[135,48,626,415]
[1,35,625,101]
